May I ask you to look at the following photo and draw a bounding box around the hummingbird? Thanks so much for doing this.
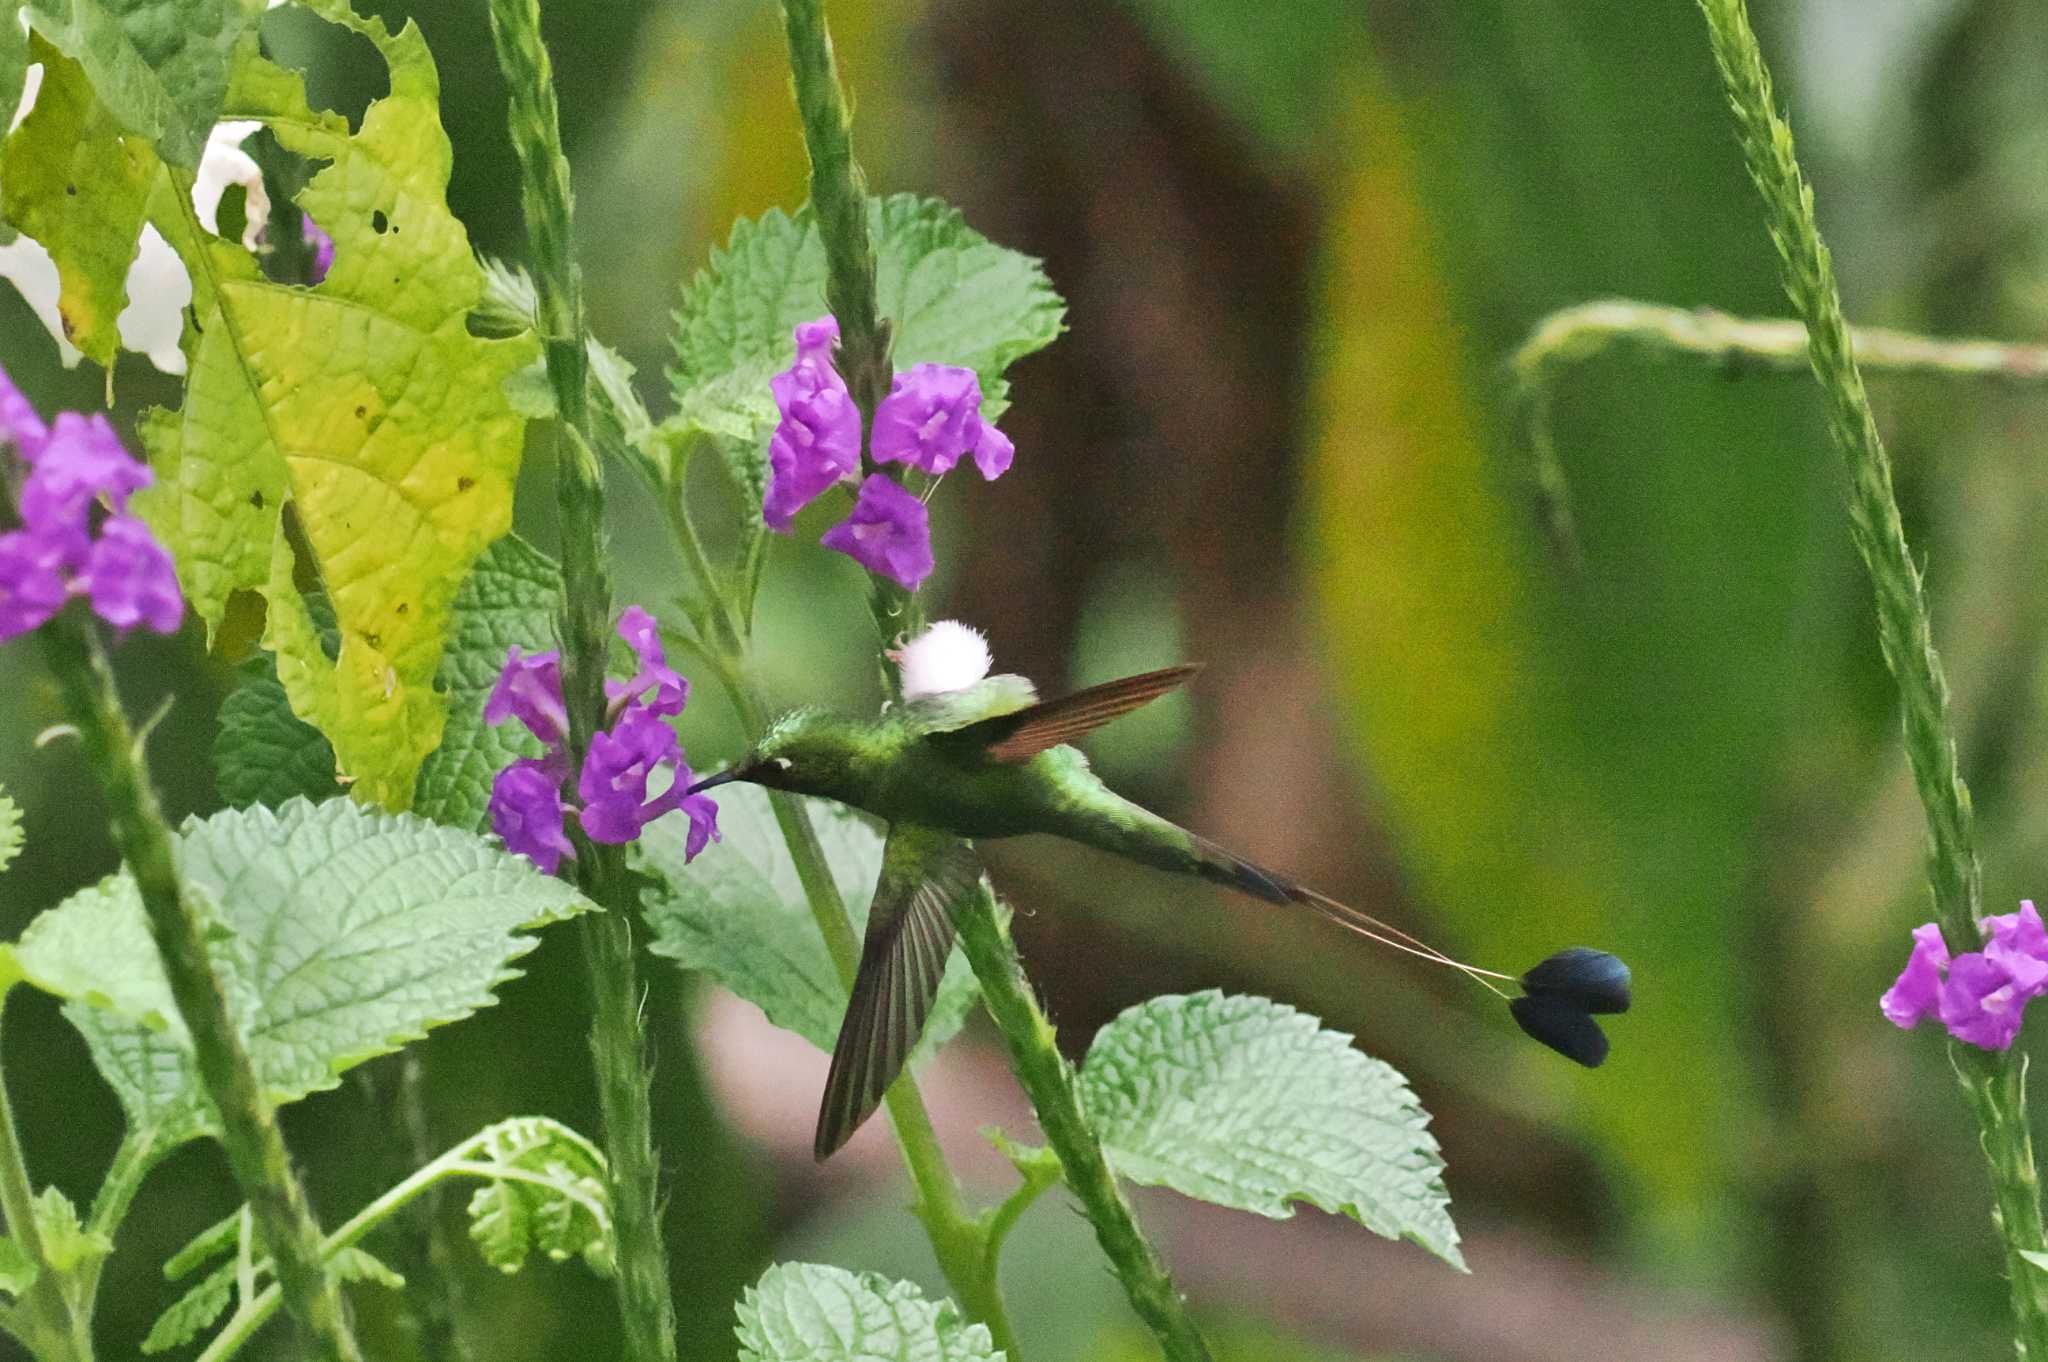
[687,639,1631,1160]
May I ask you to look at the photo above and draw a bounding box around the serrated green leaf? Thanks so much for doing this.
[411,534,560,828]
[638,786,983,1061]
[463,1116,613,1277]
[135,19,538,810]
[0,37,156,365]
[214,653,345,810]
[23,0,249,166]
[668,193,1065,518]
[735,1263,1000,1362]
[328,1244,404,1291]
[33,1186,112,1275]
[18,798,592,1147]
[1079,991,1463,1270]
[142,1258,233,1354]
[0,1235,38,1297]
[0,781,21,876]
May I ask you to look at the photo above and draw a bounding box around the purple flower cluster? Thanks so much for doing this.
[0,367,183,641]
[485,606,720,875]
[1882,902,2048,1050]
[763,316,1013,591]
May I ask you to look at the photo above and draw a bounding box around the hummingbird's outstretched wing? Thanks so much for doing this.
[815,825,983,1159]
[950,664,1201,763]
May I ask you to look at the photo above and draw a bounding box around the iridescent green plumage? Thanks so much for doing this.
[697,665,1626,1158]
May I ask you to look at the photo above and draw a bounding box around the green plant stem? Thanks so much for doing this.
[195,1127,608,1362]
[486,2,679,1358]
[719,677,1023,1358]
[1511,299,2048,563]
[1694,1,2048,1353]
[0,988,82,1362]
[35,618,359,1362]
[778,0,890,421]
[952,889,1213,1362]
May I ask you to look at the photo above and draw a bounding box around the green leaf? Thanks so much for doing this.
[410,534,560,829]
[0,4,26,169]
[22,0,250,166]
[142,1258,233,1354]
[2024,1250,2048,1275]
[16,799,592,1147]
[135,16,539,810]
[638,786,983,1061]
[214,653,345,811]
[215,535,561,827]
[1079,991,1463,1270]
[734,1263,1001,1362]
[0,37,156,365]
[668,193,1065,517]
[32,1187,112,1275]
[479,258,656,475]
[0,1236,38,1297]
[463,1116,614,1277]
[162,1208,239,1280]
[0,780,21,876]
[329,1245,404,1291]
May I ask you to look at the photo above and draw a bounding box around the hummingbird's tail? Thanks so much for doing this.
[1173,829,1632,1067]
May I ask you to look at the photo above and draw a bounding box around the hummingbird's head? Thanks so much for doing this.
[687,709,865,804]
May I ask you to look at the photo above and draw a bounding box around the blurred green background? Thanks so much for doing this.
[3,0,2045,1358]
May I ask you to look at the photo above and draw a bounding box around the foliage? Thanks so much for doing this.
[1080,991,1463,1269]
[2,798,592,1149]
[734,1263,1002,1362]
[639,786,984,1060]
[667,194,1064,519]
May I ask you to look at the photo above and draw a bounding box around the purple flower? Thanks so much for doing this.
[764,316,861,532]
[0,527,77,640]
[80,516,184,633]
[577,706,688,845]
[820,474,934,592]
[18,412,153,529]
[484,646,568,749]
[606,605,687,718]
[1939,952,2037,1051]
[1881,923,1949,1029]
[489,756,576,875]
[303,213,336,285]
[870,363,1013,481]
[0,365,184,641]
[1884,903,2048,1050]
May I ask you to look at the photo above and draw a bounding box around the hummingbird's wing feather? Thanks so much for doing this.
[814,826,983,1159]
[954,664,1201,763]
[901,673,1040,734]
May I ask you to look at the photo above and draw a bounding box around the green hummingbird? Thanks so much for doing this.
[687,661,1631,1159]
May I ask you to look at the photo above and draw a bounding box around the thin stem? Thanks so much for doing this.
[0,989,82,1362]
[485,1,679,1358]
[193,1127,592,1362]
[1511,299,2048,564]
[77,1127,158,1325]
[952,887,1213,1362]
[778,0,890,422]
[35,617,359,1362]
[1693,1,2048,1353]
[720,676,1023,1359]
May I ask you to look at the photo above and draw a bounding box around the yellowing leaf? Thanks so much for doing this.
[1,37,157,365]
[137,13,538,809]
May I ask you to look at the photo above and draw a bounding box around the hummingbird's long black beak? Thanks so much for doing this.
[685,767,744,796]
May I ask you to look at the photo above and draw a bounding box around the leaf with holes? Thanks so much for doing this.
[12,799,590,1149]
[0,38,156,365]
[22,0,249,165]
[735,1263,1000,1362]
[637,786,983,1060]
[1080,991,1463,1269]
[667,193,1064,520]
[135,10,538,809]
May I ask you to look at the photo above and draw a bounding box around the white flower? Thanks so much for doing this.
[894,620,993,700]
[0,62,270,376]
